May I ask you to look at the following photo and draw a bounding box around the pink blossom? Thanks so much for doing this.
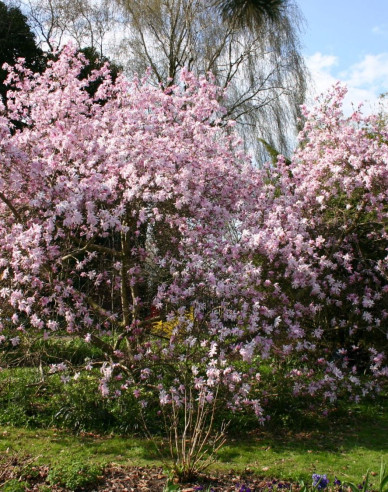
[0,48,386,423]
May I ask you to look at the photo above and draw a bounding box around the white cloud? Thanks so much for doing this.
[305,51,388,114]
[372,24,388,38]
[341,53,388,89]
[305,52,338,96]
[307,52,339,72]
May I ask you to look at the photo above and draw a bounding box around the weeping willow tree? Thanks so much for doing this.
[217,0,286,29]
[15,0,307,161]
[115,0,307,161]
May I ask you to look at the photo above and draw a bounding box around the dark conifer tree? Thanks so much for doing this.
[0,1,44,104]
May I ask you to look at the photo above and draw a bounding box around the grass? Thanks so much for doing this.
[0,427,158,467]
[1,360,387,487]
[216,424,388,484]
[0,428,136,463]
[0,397,387,486]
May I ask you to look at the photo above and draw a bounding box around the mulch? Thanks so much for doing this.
[0,457,295,491]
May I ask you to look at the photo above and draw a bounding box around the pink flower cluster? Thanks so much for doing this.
[0,47,386,416]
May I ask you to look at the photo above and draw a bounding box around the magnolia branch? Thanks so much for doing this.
[85,295,118,324]
[114,315,163,350]
[0,192,22,222]
[62,242,122,261]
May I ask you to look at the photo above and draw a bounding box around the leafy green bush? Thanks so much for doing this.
[0,366,143,433]
[51,373,114,432]
[47,460,103,490]
[1,335,104,367]
[0,367,55,427]
[0,362,383,437]
[1,479,30,491]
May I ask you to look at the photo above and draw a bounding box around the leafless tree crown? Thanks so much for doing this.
[6,0,308,161]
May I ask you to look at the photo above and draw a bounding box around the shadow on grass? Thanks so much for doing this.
[72,434,165,463]
[217,396,388,466]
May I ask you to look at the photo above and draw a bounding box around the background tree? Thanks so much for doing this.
[78,46,122,97]
[115,0,307,161]
[12,0,307,162]
[0,0,44,103]
[16,0,120,55]
[216,0,286,30]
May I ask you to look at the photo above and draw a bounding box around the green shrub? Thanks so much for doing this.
[0,366,143,433]
[0,367,53,427]
[47,460,103,490]
[0,335,104,367]
[2,479,30,491]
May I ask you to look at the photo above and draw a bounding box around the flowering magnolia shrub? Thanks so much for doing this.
[0,46,268,417]
[0,46,387,444]
[283,86,388,400]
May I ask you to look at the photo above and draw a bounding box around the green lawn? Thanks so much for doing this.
[1,402,387,486]
[1,365,387,487]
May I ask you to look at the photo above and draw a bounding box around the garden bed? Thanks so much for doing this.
[1,457,294,491]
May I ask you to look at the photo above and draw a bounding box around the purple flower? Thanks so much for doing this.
[313,474,330,490]
[238,486,252,492]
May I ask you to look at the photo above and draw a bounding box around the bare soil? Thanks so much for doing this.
[0,456,294,491]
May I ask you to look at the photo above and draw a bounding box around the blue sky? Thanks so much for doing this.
[297,0,388,112]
